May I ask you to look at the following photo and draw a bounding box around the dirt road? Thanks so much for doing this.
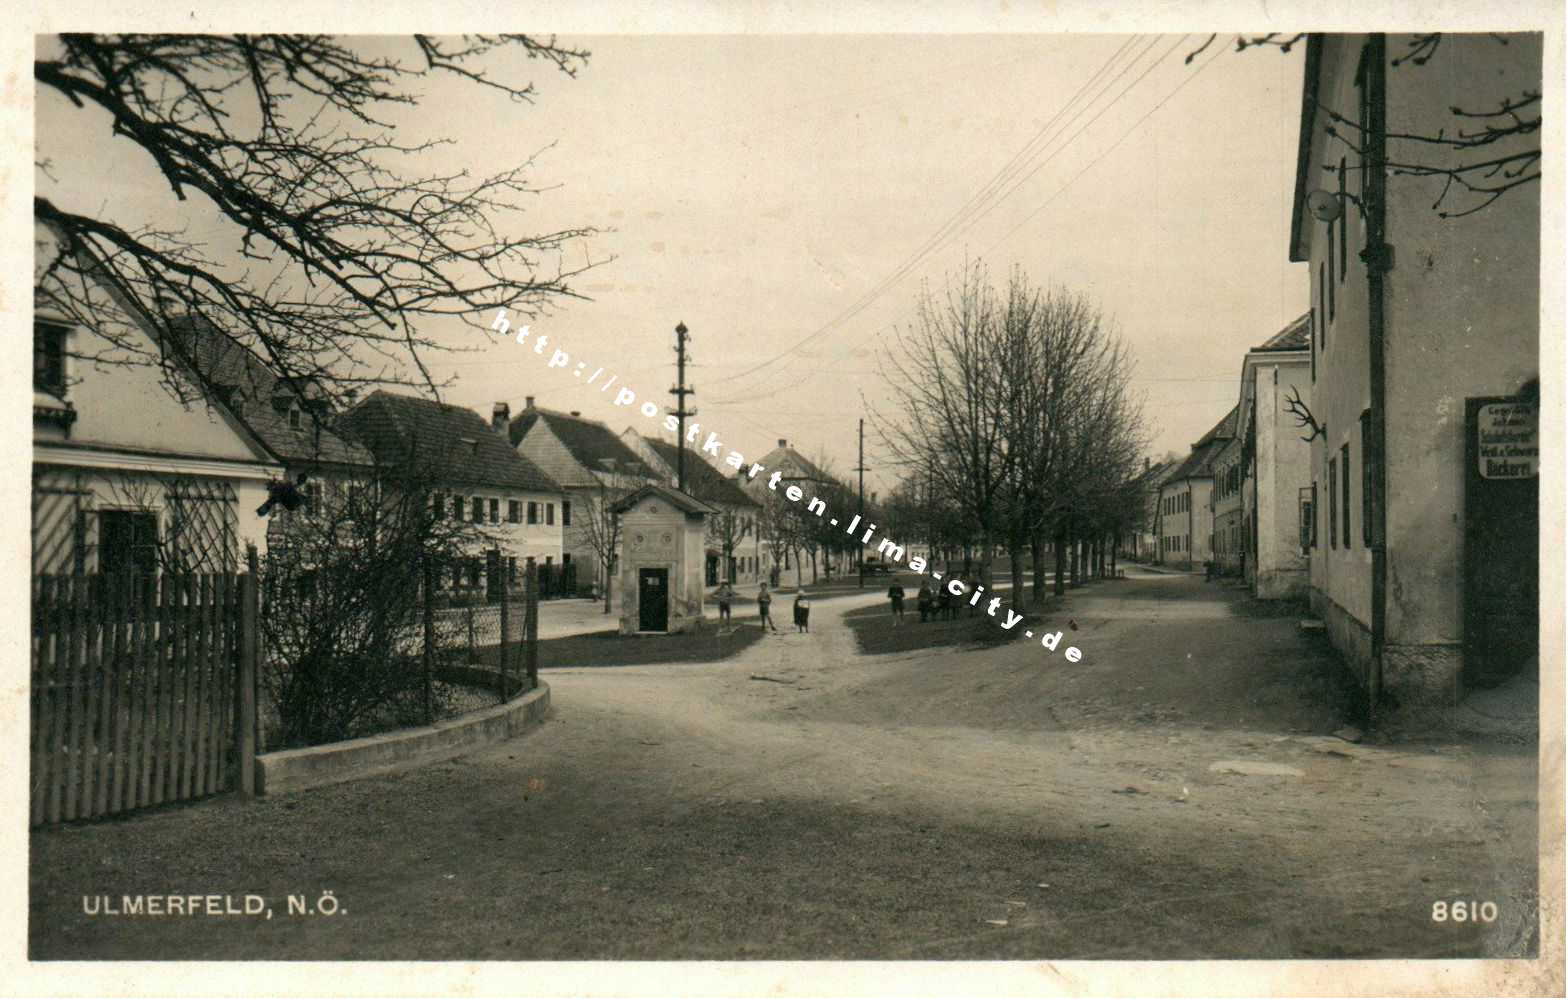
[30,569,1537,959]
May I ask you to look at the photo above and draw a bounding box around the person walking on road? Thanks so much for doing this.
[757,582,778,632]
[715,580,734,623]
[793,590,812,633]
[887,581,906,625]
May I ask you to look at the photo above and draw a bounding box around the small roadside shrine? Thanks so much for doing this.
[611,483,717,635]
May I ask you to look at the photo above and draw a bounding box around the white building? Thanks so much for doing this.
[1290,33,1539,704]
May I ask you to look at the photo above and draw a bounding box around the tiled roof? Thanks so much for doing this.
[510,406,646,473]
[338,391,561,493]
[167,316,374,469]
[1167,406,1240,482]
[643,437,759,508]
[610,482,720,516]
[1253,312,1311,352]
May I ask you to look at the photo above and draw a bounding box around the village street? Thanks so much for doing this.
[30,569,1537,961]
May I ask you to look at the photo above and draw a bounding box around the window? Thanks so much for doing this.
[1341,443,1352,549]
[1338,157,1348,281]
[1319,265,1327,348]
[433,493,445,519]
[1299,487,1313,550]
[563,500,572,526]
[34,321,68,395]
[451,495,463,520]
[508,500,521,523]
[468,559,481,587]
[98,510,158,575]
[527,501,539,525]
[1326,246,1335,321]
[508,557,518,585]
[304,481,323,517]
[546,502,555,526]
[1328,458,1338,548]
[1360,409,1374,546]
[471,497,483,523]
[1310,308,1317,381]
[489,497,499,523]
[289,407,303,430]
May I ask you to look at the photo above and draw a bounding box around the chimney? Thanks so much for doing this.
[524,396,536,410]
[570,410,581,417]
[492,402,511,434]
[777,438,788,449]
[1144,457,1151,472]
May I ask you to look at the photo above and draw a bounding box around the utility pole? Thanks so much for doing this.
[670,321,696,492]
[854,417,868,589]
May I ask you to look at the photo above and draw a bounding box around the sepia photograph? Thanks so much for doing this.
[8,3,1556,993]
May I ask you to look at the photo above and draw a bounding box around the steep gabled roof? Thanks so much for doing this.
[339,391,561,493]
[643,436,759,508]
[1166,406,1240,483]
[1253,312,1311,353]
[610,482,720,516]
[511,406,646,474]
[168,316,375,470]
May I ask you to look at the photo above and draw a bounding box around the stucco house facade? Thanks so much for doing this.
[1238,314,1315,600]
[338,392,564,599]
[1156,408,1236,571]
[33,223,279,577]
[1290,33,1539,706]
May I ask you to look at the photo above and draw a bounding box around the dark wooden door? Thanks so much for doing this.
[1464,396,1539,687]
[638,568,668,632]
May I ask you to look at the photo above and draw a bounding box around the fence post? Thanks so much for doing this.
[465,604,476,663]
[238,547,258,798]
[525,557,539,690]
[498,578,510,701]
[422,555,435,727]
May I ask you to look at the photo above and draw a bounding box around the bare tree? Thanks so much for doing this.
[578,460,644,615]
[877,260,1008,595]
[1198,32,1540,219]
[259,453,486,748]
[35,33,602,404]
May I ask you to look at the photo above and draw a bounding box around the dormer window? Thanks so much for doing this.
[34,320,69,396]
[288,407,302,430]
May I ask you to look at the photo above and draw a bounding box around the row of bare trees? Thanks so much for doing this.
[876,262,1146,610]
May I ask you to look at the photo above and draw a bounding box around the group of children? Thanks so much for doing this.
[711,572,973,636]
[713,581,811,633]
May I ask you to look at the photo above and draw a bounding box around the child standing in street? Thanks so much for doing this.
[757,582,778,632]
[793,590,812,633]
[715,580,734,623]
[887,581,906,625]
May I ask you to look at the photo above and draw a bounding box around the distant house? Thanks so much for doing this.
[509,398,659,596]
[1210,436,1245,577]
[337,392,564,598]
[1119,458,1177,563]
[619,429,764,586]
[742,438,848,581]
[33,222,280,576]
[1156,407,1238,571]
[1237,313,1313,599]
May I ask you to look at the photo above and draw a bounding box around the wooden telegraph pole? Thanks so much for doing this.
[670,322,696,492]
[854,418,868,589]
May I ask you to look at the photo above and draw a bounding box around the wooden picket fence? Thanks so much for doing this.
[29,570,259,827]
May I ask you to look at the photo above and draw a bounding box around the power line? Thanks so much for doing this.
[704,36,1150,399]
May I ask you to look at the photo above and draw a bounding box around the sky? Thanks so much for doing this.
[36,33,1310,496]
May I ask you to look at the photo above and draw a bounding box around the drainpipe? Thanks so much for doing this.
[1364,34,1390,703]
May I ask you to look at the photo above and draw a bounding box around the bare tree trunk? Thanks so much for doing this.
[602,561,613,615]
[1030,533,1045,604]
[1066,521,1076,586]
[1009,537,1027,611]
[1053,526,1067,597]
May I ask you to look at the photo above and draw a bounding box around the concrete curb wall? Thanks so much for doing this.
[256,681,551,797]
